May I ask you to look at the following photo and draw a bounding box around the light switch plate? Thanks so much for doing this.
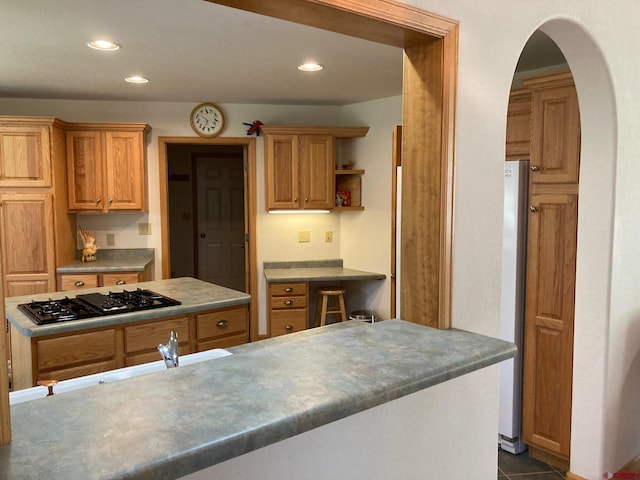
[298,230,311,243]
[325,231,333,242]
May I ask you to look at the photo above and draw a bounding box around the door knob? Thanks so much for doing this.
[529,205,538,213]
[530,165,540,171]
[200,233,206,238]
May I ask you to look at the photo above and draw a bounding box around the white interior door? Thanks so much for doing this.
[196,157,246,291]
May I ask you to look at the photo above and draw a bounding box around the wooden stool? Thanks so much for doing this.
[314,287,347,327]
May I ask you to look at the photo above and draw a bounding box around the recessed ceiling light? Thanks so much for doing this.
[87,40,121,51]
[298,63,324,72]
[125,76,149,84]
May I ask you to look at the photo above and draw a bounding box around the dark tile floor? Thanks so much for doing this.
[498,449,566,479]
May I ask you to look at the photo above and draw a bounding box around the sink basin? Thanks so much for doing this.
[10,348,233,405]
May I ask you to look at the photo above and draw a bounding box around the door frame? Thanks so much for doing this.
[158,136,258,341]
[209,0,459,329]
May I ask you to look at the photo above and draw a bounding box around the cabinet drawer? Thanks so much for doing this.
[197,307,247,341]
[271,310,307,336]
[197,332,248,352]
[37,329,116,370]
[102,272,141,286]
[38,360,118,383]
[125,345,194,367]
[59,274,99,291]
[270,296,307,309]
[124,317,189,354]
[269,282,307,296]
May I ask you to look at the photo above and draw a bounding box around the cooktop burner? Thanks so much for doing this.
[18,289,182,325]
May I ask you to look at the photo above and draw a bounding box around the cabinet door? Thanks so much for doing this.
[265,134,299,209]
[104,131,146,211]
[529,85,580,184]
[0,125,51,187]
[0,193,55,296]
[66,130,104,210]
[299,135,334,209]
[523,191,577,459]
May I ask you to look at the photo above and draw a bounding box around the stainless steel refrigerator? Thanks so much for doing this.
[498,159,529,454]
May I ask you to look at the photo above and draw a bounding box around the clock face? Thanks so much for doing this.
[190,103,225,137]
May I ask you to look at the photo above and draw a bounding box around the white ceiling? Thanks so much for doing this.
[0,1,564,106]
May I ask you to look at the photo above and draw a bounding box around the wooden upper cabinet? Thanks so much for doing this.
[524,72,580,184]
[299,135,334,209]
[0,123,52,188]
[265,134,299,209]
[262,125,368,211]
[66,124,150,212]
[506,89,532,159]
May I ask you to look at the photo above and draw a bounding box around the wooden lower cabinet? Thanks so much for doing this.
[10,304,248,390]
[57,265,152,291]
[268,282,308,337]
[523,190,577,469]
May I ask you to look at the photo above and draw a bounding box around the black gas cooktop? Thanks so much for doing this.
[18,289,182,325]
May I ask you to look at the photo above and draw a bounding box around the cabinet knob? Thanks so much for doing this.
[294,197,298,202]
[284,287,293,293]
[108,198,113,204]
[305,197,309,203]
[74,280,85,287]
[284,324,293,331]
[529,205,538,213]
[530,165,540,172]
[284,300,293,306]
[115,280,126,285]
[37,379,58,396]
[96,198,101,204]
[217,319,229,328]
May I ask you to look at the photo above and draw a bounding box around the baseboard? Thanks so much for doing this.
[529,446,569,472]
[566,472,587,480]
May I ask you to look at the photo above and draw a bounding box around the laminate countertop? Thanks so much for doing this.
[56,248,155,274]
[0,319,516,479]
[6,277,251,338]
[263,259,385,282]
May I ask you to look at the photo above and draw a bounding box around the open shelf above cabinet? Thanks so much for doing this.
[335,169,364,210]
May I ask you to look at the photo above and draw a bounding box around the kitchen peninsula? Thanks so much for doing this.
[6,277,250,390]
[0,319,516,479]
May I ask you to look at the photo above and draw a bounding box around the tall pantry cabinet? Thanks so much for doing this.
[519,71,580,470]
[0,117,77,297]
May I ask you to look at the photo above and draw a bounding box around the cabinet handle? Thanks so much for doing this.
[96,198,101,204]
[530,165,540,172]
[284,324,293,331]
[305,197,309,203]
[217,320,229,328]
[116,280,126,285]
[529,205,538,213]
[284,287,293,293]
[109,198,113,204]
[284,300,293,306]
[294,197,298,202]
[74,280,85,287]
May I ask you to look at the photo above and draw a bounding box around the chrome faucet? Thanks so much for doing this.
[158,331,179,368]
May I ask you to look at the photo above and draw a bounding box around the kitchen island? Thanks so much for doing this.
[0,319,516,479]
[7,277,250,389]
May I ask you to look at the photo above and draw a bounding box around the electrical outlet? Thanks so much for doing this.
[298,230,311,243]
[106,233,115,246]
[138,223,152,235]
[325,231,333,242]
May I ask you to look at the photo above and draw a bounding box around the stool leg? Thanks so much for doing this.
[338,294,346,322]
[320,295,329,326]
[314,297,321,328]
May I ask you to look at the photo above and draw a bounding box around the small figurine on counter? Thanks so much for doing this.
[79,226,99,262]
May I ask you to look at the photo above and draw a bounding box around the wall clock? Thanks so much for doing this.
[190,102,225,137]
